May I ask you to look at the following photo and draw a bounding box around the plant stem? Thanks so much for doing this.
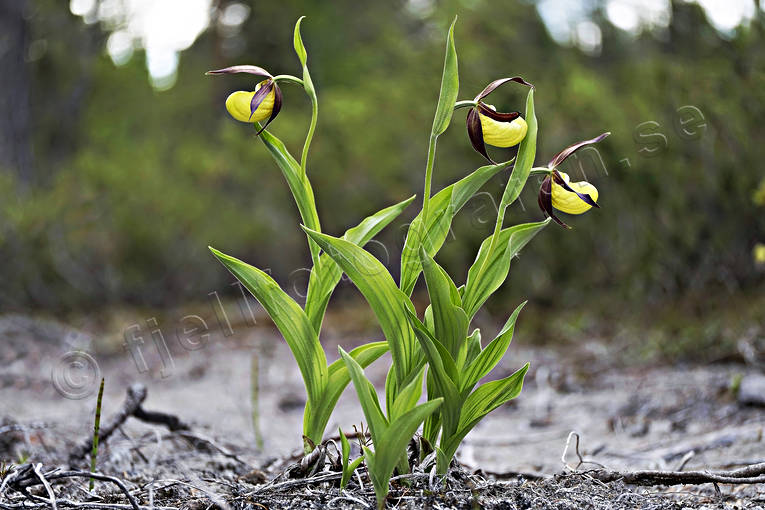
[272,74,304,86]
[250,353,264,450]
[300,74,318,181]
[419,133,438,246]
[530,166,552,176]
[89,378,105,492]
[453,99,477,110]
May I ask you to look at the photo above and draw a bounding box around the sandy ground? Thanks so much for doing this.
[1,312,764,507]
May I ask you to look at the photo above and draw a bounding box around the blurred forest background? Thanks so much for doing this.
[1,0,763,361]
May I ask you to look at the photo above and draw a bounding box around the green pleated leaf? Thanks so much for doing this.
[293,17,317,99]
[462,219,550,319]
[304,341,389,444]
[305,195,415,334]
[405,309,461,438]
[293,16,308,67]
[339,428,355,489]
[259,130,320,232]
[431,16,459,137]
[420,248,468,359]
[456,328,481,369]
[371,398,442,505]
[440,363,529,464]
[499,88,538,210]
[389,367,424,421]
[460,301,525,394]
[400,161,510,296]
[209,247,327,405]
[339,347,388,445]
[305,228,418,385]
[458,363,529,433]
[259,129,321,261]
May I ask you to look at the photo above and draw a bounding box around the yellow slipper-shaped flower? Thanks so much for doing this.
[538,133,610,228]
[207,65,283,134]
[466,76,533,163]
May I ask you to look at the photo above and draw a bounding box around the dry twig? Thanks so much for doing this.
[69,384,190,464]
[583,462,765,486]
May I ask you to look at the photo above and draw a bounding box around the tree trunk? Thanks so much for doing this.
[0,0,33,184]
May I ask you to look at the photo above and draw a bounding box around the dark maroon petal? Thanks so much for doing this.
[476,103,521,122]
[249,79,274,120]
[205,65,273,78]
[466,108,495,164]
[538,177,570,228]
[548,132,610,169]
[474,76,534,102]
[255,83,282,136]
[552,170,600,208]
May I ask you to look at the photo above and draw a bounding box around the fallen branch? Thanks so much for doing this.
[583,462,765,486]
[69,384,189,464]
[246,472,341,495]
[31,464,56,510]
[3,467,141,510]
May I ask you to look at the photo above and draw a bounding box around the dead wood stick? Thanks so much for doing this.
[69,384,190,463]
[246,472,341,495]
[10,470,140,510]
[69,384,146,462]
[132,407,189,431]
[31,464,56,510]
[582,462,765,486]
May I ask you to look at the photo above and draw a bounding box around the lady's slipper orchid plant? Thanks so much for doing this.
[537,132,610,228]
[464,77,534,163]
[204,16,612,508]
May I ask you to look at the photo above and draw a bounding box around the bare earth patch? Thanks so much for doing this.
[1,315,763,508]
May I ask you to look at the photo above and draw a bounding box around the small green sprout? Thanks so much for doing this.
[338,428,364,490]
[90,378,105,491]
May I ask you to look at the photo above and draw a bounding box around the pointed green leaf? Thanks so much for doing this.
[368,398,442,506]
[458,363,529,434]
[440,363,529,464]
[462,219,549,318]
[293,16,308,67]
[339,428,364,489]
[339,347,388,445]
[405,309,461,437]
[390,368,424,420]
[305,196,415,333]
[420,249,468,358]
[305,228,419,385]
[400,161,510,296]
[431,16,459,137]
[304,341,389,443]
[499,88,537,210]
[259,129,322,263]
[457,328,482,369]
[460,302,525,394]
[209,247,327,404]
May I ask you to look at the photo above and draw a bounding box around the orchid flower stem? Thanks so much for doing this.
[530,167,552,176]
[420,133,438,246]
[272,74,304,86]
[454,100,477,110]
[300,80,318,181]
